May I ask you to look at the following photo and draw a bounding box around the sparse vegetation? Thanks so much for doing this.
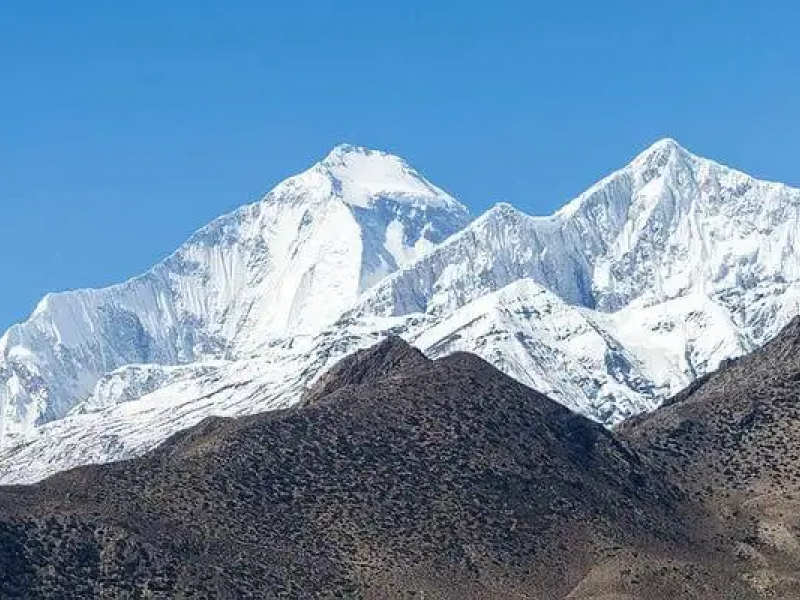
[4,323,800,598]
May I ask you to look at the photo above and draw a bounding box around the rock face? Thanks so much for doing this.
[0,339,752,599]
[3,138,800,483]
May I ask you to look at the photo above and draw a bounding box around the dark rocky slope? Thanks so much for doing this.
[620,316,800,597]
[0,336,785,599]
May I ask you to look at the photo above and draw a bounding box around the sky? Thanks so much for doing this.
[2,0,799,331]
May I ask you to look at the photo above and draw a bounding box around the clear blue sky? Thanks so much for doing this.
[2,0,799,331]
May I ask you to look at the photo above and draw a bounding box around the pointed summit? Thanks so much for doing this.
[320,143,378,163]
[314,144,464,210]
[471,201,530,230]
[556,136,694,219]
[263,144,467,216]
[487,200,523,215]
[301,336,429,405]
[646,136,683,152]
[629,137,691,170]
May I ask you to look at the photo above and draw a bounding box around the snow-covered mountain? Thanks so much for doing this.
[1,138,800,484]
[0,145,469,443]
[353,139,800,322]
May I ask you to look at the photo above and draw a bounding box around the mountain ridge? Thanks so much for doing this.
[12,322,800,597]
[1,337,743,599]
[0,145,470,443]
[2,137,800,483]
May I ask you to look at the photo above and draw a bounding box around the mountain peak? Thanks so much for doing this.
[630,137,691,169]
[648,136,683,151]
[480,201,529,223]
[263,144,467,216]
[312,144,462,210]
[321,143,378,162]
[301,336,429,405]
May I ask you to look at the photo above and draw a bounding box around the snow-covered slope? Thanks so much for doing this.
[565,138,800,314]
[411,279,659,422]
[0,278,752,483]
[0,145,469,443]
[353,139,800,326]
[344,138,800,405]
[2,138,800,484]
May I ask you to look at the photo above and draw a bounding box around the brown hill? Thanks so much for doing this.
[0,336,780,599]
[619,316,800,597]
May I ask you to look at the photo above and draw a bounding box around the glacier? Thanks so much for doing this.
[1,138,800,483]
